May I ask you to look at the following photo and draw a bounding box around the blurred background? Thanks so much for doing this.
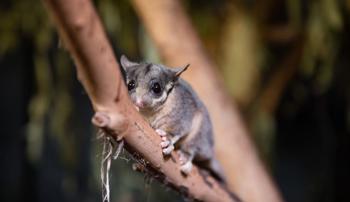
[1,0,349,202]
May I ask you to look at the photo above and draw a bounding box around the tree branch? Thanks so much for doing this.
[42,0,237,201]
[130,1,283,202]
[259,40,303,114]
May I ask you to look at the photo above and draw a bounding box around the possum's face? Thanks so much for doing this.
[120,55,188,112]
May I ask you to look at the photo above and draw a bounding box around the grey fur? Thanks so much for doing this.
[121,55,226,182]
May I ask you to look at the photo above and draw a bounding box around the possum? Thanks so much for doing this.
[121,55,226,182]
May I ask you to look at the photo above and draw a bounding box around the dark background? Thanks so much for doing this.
[0,0,349,201]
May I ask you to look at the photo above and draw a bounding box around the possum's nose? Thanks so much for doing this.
[135,99,145,108]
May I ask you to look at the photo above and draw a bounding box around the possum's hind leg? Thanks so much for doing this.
[178,150,195,175]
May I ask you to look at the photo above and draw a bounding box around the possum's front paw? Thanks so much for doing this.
[155,129,167,137]
[160,136,174,155]
[156,129,174,155]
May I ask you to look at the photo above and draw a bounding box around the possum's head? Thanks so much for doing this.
[121,55,189,112]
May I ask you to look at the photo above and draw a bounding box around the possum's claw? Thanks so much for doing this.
[160,139,170,148]
[155,129,167,136]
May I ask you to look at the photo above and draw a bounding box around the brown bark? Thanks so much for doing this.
[42,0,238,201]
[131,1,283,202]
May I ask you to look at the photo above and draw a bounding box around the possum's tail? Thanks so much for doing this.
[206,158,227,184]
[206,159,243,202]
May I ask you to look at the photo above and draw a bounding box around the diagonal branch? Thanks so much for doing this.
[41,0,238,201]
[130,1,283,202]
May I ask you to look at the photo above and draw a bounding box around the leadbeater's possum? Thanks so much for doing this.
[120,55,226,182]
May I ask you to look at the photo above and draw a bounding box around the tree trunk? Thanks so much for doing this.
[131,1,283,201]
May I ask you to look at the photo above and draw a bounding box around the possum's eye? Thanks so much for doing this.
[151,82,162,95]
[127,80,136,91]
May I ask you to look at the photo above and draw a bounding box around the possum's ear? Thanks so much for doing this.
[120,55,138,70]
[171,64,190,80]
